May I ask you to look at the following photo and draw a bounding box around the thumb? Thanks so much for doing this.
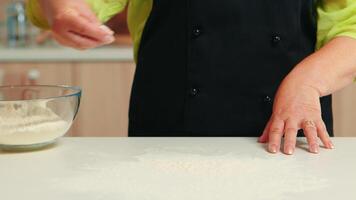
[258,120,271,143]
[79,8,101,25]
[76,6,114,35]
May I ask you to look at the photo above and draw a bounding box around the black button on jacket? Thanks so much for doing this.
[129,0,333,137]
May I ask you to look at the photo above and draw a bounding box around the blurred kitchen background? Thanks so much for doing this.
[0,0,355,137]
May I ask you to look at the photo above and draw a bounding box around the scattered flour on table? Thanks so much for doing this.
[50,148,330,200]
[0,101,70,145]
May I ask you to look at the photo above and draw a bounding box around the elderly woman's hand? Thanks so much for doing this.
[258,74,334,155]
[38,0,115,50]
[257,44,343,155]
[258,37,356,155]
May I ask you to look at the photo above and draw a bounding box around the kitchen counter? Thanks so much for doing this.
[0,47,134,62]
[1,137,355,200]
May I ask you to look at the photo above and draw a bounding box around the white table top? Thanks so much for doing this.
[1,137,355,200]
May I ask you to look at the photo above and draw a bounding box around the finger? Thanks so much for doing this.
[61,16,114,42]
[268,117,285,153]
[78,8,101,25]
[99,25,114,35]
[316,120,334,149]
[303,120,320,154]
[78,12,114,35]
[258,119,271,143]
[76,5,114,33]
[52,32,79,49]
[53,31,100,50]
[52,13,114,43]
[283,119,298,155]
[66,31,107,49]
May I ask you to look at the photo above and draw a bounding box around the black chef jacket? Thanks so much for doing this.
[128,0,333,137]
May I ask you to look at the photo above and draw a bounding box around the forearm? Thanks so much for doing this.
[286,36,356,97]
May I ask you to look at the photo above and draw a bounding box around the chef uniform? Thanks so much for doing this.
[29,0,356,137]
[128,0,333,136]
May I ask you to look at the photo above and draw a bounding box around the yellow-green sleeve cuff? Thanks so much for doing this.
[86,0,128,23]
[26,0,50,29]
[26,0,127,29]
[317,0,356,49]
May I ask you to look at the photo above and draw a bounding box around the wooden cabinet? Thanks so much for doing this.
[0,61,355,137]
[333,84,356,137]
[70,62,135,136]
[0,61,135,137]
[0,63,72,85]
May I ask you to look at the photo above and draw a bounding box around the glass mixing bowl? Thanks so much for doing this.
[0,85,81,150]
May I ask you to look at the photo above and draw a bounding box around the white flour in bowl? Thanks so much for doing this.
[0,101,71,145]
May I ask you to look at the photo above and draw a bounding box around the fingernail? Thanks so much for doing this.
[285,145,294,155]
[310,144,319,154]
[103,35,115,44]
[329,142,335,149]
[99,25,114,35]
[269,144,278,153]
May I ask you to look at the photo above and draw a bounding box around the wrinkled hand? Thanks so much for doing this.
[258,75,334,155]
[38,0,115,50]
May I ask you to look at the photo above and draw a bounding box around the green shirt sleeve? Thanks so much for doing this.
[317,0,356,49]
[86,0,127,23]
[26,0,127,29]
[26,0,49,29]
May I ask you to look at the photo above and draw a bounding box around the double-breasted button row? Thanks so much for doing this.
[192,27,202,38]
